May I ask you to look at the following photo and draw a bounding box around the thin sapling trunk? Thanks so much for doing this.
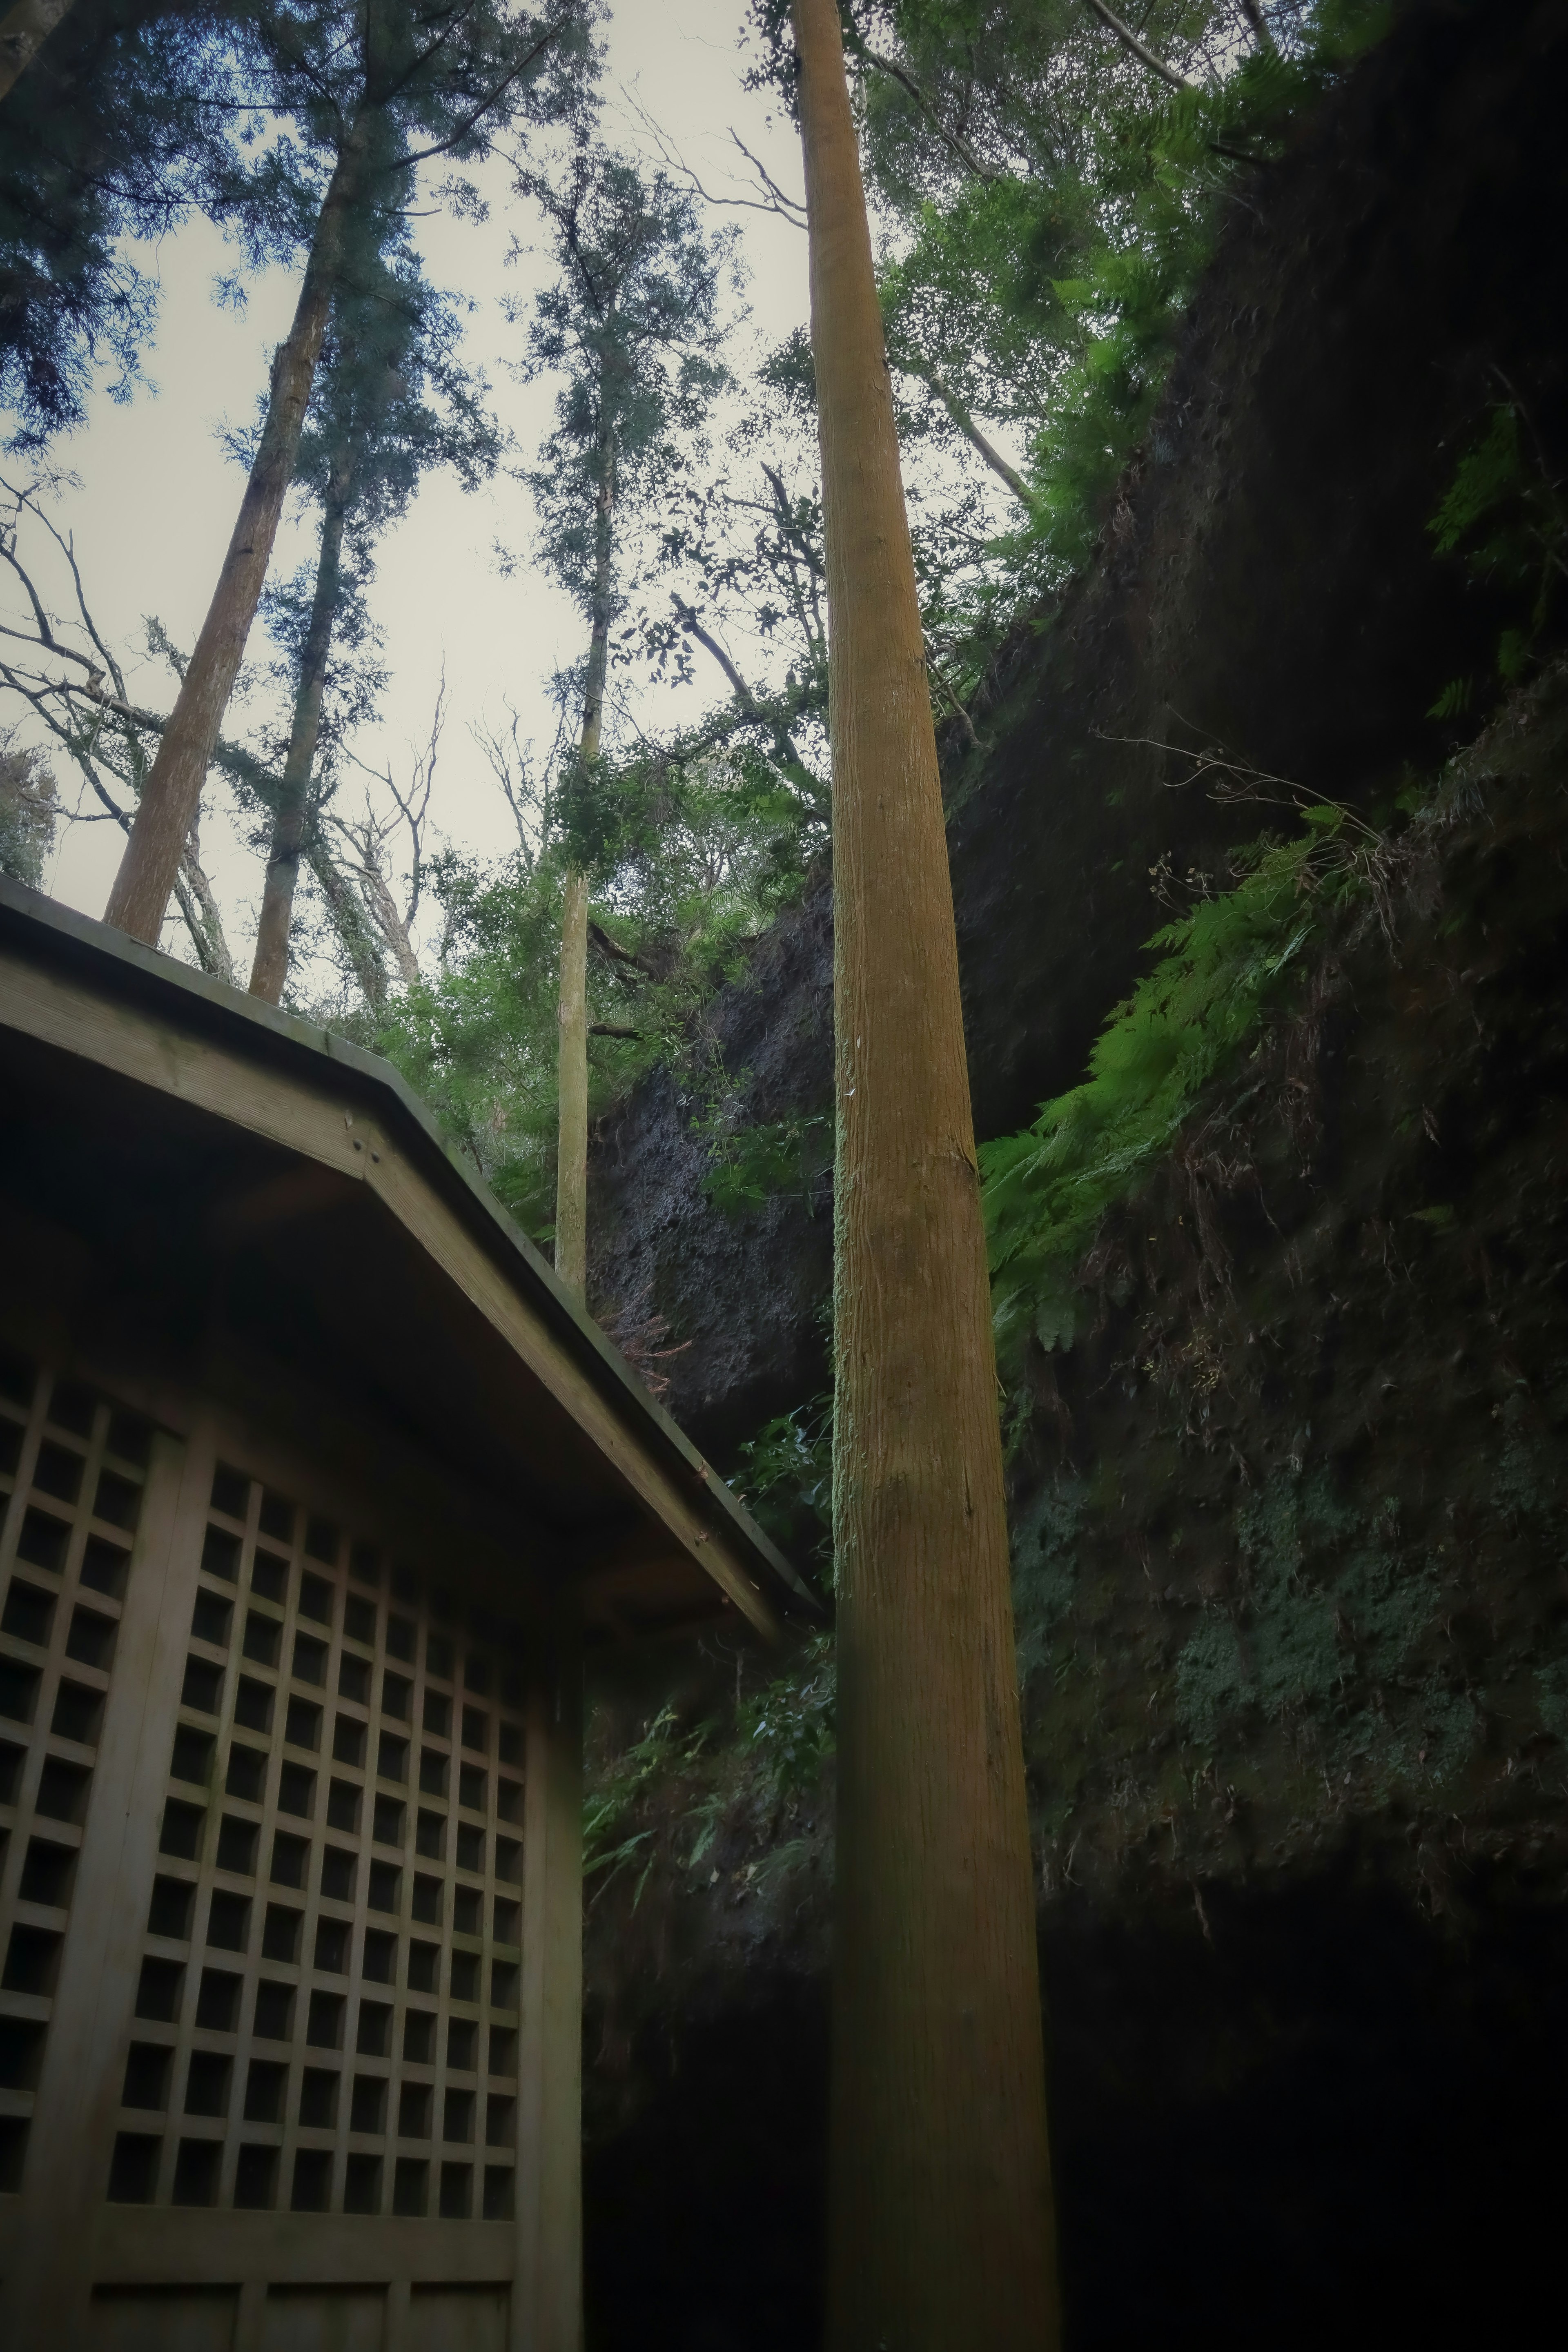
[553,448,613,1300]
[555,865,590,1294]
[791,2,1060,2345]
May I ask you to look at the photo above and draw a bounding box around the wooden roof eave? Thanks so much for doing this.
[0,877,820,1641]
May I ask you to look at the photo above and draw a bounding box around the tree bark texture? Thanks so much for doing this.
[553,450,613,1302]
[249,449,354,1004]
[0,0,75,100]
[554,864,590,1297]
[104,122,368,947]
[791,4,1060,2348]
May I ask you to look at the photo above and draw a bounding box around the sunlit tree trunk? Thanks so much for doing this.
[105,119,368,947]
[0,0,75,100]
[553,446,613,1300]
[791,3,1060,2347]
[249,444,355,1004]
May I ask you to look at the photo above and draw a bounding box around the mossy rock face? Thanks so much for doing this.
[575,9,1568,2341]
[585,0,1568,1471]
[577,670,1568,2352]
[1007,670,1568,1918]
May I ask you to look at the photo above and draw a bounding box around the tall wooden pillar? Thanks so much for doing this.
[1,1425,206,2341]
[514,1588,583,2352]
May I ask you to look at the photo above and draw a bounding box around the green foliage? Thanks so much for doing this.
[735,1632,837,1802]
[1175,1610,1251,1749]
[0,731,56,885]
[734,1389,834,1573]
[374,851,570,1233]
[981,803,1378,1378]
[1177,1471,1359,1747]
[515,140,736,637]
[0,0,252,447]
[372,731,826,1242]
[583,1702,718,1906]
[856,0,1397,664]
[695,1107,831,1216]
[1427,400,1568,715]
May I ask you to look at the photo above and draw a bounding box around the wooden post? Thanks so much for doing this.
[0,1424,204,2340]
[789,2,1061,2345]
[514,1590,584,2352]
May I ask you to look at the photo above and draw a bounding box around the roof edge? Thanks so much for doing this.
[0,876,817,1617]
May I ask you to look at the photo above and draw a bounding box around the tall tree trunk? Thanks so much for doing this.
[0,0,75,100]
[553,447,613,1301]
[104,118,368,947]
[249,444,355,1004]
[790,5,1060,2350]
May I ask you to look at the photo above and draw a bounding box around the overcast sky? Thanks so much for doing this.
[6,2,816,973]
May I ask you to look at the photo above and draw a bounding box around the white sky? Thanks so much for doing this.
[5,1,816,976]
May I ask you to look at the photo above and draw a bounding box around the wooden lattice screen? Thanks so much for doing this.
[0,1343,559,2348]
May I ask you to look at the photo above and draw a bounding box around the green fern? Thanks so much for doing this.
[981,806,1377,1381]
[1428,400,1567,706]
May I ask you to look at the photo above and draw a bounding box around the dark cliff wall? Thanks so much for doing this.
[580,668,1568,2352]
[580,11,1568,2349]
[586,0,1568,1470]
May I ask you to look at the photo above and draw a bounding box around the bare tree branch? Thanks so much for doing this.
[670,590,826,808]
[725,129,808,223]
[340,669,445,960]
[889,351,1038,509]
[619,90,808,225]
[1082,0,1198,90]
[175,811,236,982]
[588,918,659,979]
[848,39,1001,182]
[472,702,552,866]
[329,802,422,986]
[307,838,389,1008]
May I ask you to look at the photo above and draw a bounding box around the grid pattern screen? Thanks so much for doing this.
[0,1351,151,2196]
[104,1441,528,2223]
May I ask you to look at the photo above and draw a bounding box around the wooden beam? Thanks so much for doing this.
[367,1145,782,1639]
[0,941,786,1637]
[0,948,368,1184]
[516,1591,584,2352]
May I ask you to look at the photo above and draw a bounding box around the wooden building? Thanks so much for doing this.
[0,877,808,2350]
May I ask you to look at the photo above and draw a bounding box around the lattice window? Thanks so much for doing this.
[108,1454,527,2221]
[0,1349,150,2196]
